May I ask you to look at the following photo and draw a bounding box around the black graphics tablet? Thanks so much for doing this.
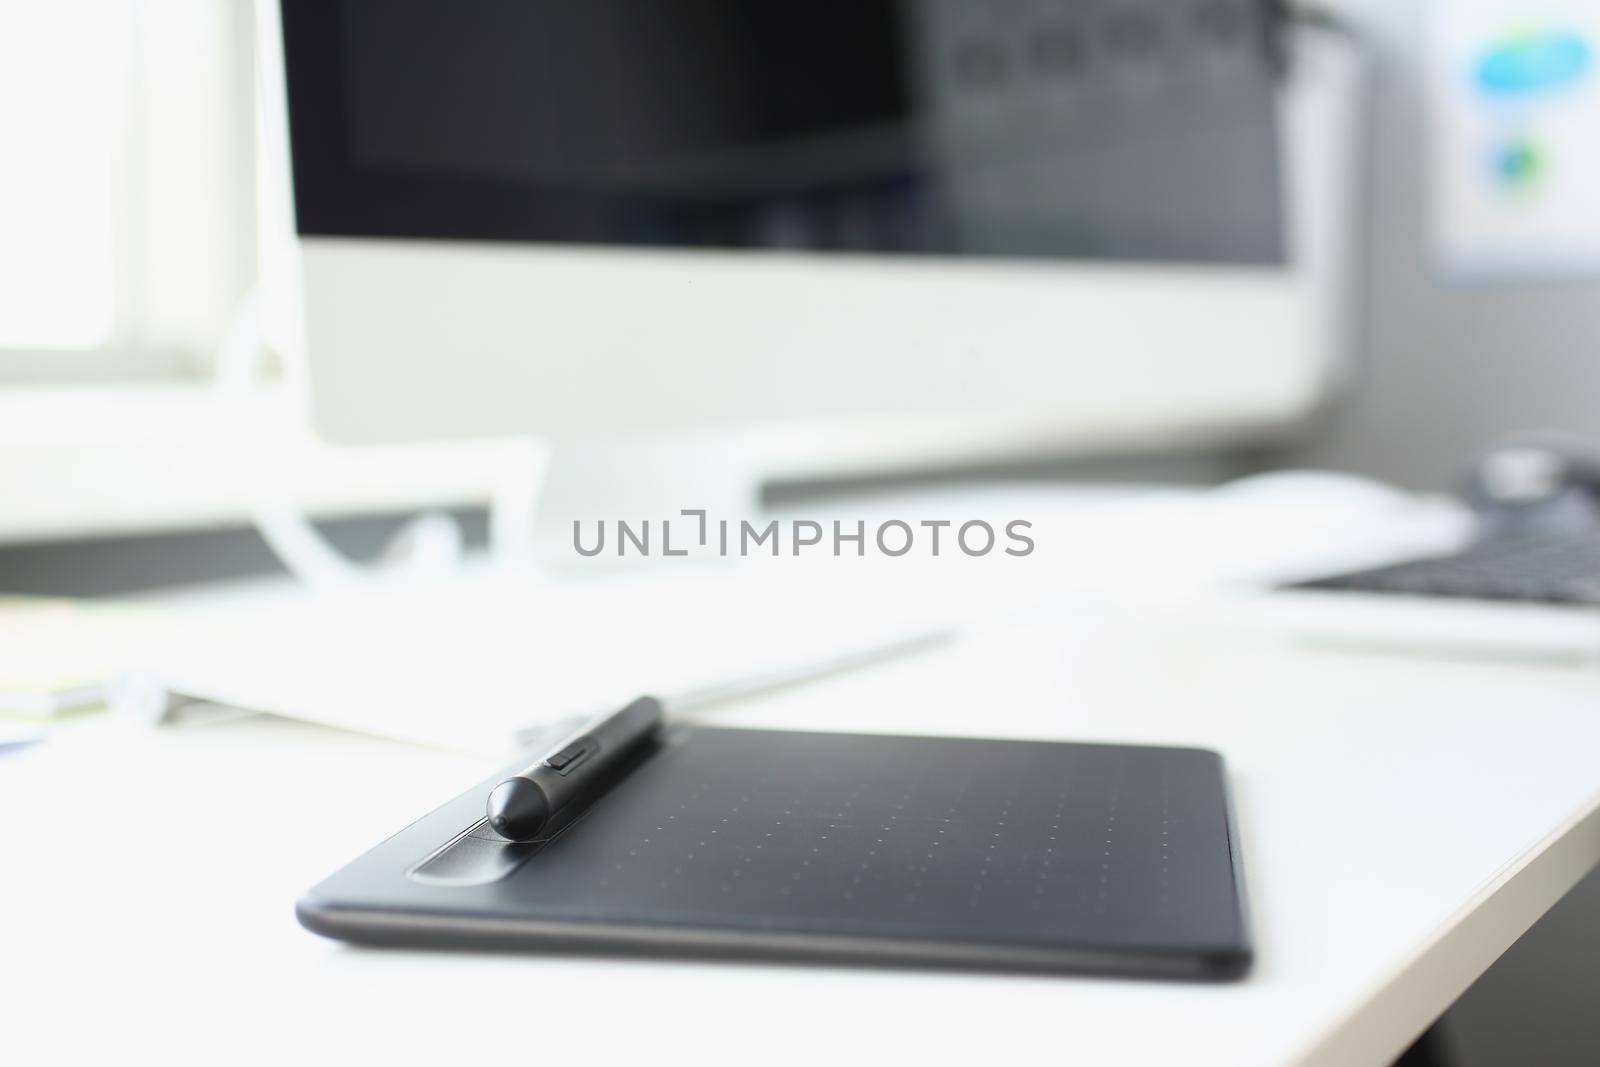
[298,725,1251,979]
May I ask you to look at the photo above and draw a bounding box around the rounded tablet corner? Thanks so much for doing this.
[295,894,348,942]
[1175,745,1228,766]
[1199,948,1253,981]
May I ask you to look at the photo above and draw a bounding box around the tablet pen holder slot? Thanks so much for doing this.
[408,827,540,886]
[408,734,665,887]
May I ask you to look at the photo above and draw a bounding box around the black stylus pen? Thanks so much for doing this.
[486,695,664,842]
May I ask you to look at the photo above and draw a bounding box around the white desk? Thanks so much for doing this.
[8,606,1600,1066]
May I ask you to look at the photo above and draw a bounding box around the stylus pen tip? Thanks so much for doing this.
[485,778,551,842]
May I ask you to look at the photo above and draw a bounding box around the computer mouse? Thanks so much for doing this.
[1205,470,1472,584]
[1212,469,1414,517]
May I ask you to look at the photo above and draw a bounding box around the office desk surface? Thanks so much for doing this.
[8,613,1600,1067]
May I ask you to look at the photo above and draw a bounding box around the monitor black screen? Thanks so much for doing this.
[281,0,1285,265]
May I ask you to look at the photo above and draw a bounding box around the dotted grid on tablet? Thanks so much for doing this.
[499,727,1241,951]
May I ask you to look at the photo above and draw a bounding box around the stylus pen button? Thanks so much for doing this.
[545,742,587,770]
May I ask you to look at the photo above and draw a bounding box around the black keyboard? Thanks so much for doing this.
[1291,534,1600,606]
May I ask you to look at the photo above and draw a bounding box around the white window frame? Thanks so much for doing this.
[0,1,258,384]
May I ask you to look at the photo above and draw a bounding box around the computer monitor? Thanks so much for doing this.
[262,1,1360,483]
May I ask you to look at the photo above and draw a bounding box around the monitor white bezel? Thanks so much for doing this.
[258,5,1362,478]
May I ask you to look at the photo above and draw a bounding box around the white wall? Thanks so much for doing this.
[1289,0,1600,490]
